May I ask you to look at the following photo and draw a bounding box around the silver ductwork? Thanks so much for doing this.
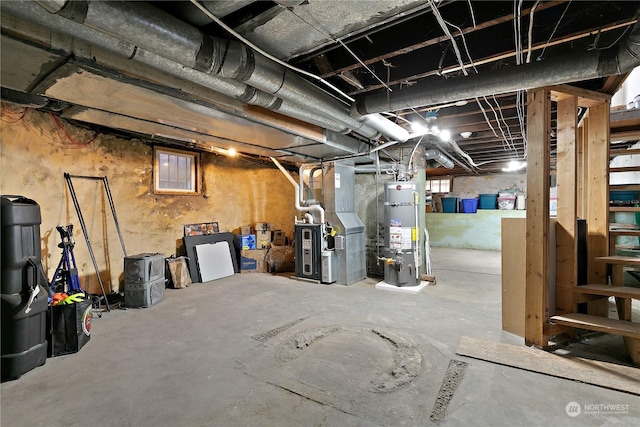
[354,17,640,114]
[34,0,409,142]
[354,163,398,174]
[425,149,454,169]
[5,1,353,135]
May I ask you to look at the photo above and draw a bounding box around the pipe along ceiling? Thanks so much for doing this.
[6,1,640,167]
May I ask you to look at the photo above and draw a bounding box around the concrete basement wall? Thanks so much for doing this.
[0,105,297,292]
[451,173,526,198]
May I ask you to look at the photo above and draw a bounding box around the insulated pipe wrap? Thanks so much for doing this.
[82,1,204,70]
[355,17,640,114]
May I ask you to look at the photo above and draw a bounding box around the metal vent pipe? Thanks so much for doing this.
[35,0,409,142]
[354,15,640,115]
[425,149,454,169]
[5,1,352,134]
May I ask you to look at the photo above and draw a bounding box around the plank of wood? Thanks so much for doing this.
[609,207,640,213]
[609,148,640,158]
[501,218,526,337]
[456,336,640,395]
[609,229,640,236]
[556,95,578,314]
[525,89,551,347]
[586,102,610,317]
[550,313,640,339]
[595,255,640,265]
[576,284,640,299]
[611,166,640,173]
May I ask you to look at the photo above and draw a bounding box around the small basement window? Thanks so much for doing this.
[154,147,200,195]
[426,177,452,193]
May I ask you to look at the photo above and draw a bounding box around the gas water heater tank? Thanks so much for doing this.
[383,181,419,287]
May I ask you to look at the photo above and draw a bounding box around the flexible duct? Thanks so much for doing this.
[271,158,325,225]
[35,0,409,141]
[425,149,454,169]
[5,1,351,134]
[354,16,640,115]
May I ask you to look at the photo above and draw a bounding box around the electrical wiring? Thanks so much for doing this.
[449,19,520,161]
[490,95,518,155]
[428,0,469,76]
[536,0,572,61]
[281,6,392,93]
[467,0,476,28]
[189,0,356,104]
[445,20,478,73]
[1,102,29,123]
[526,0,542,64]
[49,113,99,146]
[482,96,513,153]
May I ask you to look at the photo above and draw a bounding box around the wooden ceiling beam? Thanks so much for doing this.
[320,1,566,79]
[348,18,637,96]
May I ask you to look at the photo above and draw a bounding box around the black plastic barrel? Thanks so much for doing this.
[1,195,48,382]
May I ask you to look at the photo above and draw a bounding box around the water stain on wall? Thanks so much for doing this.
[2,105,297,291]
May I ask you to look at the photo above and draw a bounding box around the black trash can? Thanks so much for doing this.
[1,195,48,382]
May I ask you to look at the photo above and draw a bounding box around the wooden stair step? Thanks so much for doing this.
[594,255,640,266]
[576,284,640,299]
[610,230,640,237]
[610,184,640,191]
[550,313,640,339]
[611,166,640,173]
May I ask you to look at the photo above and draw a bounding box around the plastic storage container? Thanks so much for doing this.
[442,197,458,213]
[610,191,638,201]
[478,194,498,209]
[498,197,516,210]
[461,198,478,213]
[1,195,48,382]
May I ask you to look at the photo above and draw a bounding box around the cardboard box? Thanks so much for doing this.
[253,222,272,232]
[240,249,268,273]
[240,225,251,235]
[256,230,272,248]
[272,230,286,246]
[235,234,256,250]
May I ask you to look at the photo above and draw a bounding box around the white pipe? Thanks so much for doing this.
[271,158,325,225]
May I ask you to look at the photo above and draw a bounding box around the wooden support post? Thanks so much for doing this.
[585,102,610,317]
[525,89,551,347]
[555,95,578,315]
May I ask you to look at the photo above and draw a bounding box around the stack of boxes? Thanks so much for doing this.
[237,223,287,273]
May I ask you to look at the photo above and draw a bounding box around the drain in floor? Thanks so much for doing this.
[430,359,469,421]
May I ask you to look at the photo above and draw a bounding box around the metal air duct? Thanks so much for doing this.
[425,149,454,169]
[35,0,409,142]
[4,1,353,135]
[354,16,640,114]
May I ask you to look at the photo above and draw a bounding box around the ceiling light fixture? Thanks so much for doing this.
[502,160,527,172]
[460,131,473,138]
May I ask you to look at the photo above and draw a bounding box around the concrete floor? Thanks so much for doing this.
[2,247,639,426]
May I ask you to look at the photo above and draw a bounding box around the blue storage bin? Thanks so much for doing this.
[462,198,478,213]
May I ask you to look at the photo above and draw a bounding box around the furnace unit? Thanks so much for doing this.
[294,223,322,281]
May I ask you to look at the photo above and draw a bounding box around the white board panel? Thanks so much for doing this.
[195,241,235,282]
